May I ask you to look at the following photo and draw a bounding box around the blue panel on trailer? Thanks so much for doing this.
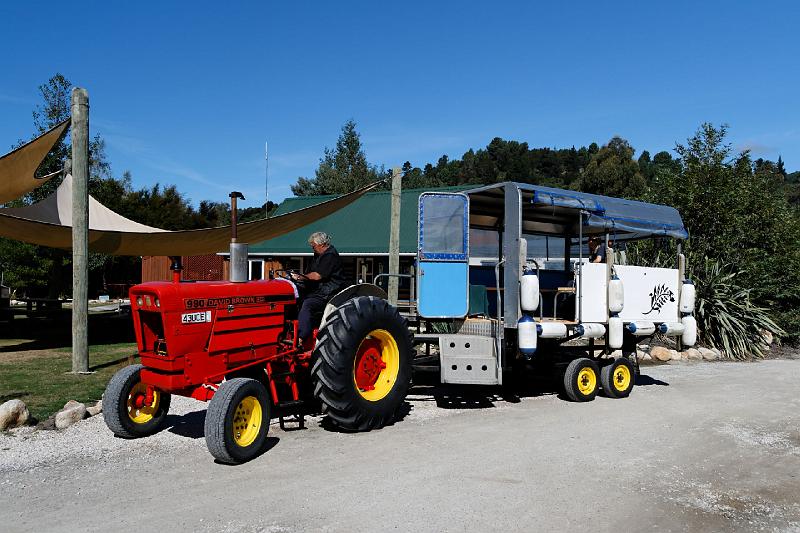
[418,261,469,318]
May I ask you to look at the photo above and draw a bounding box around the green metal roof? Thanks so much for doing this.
[249,186,469,255]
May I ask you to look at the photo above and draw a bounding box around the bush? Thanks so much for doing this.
[691,257,784,359]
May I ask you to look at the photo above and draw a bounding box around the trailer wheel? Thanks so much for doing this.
[601,357,635,398]
[205,378,270,464]
[311,296,412,431]
[563,358,600,402]
[103,364,171,438]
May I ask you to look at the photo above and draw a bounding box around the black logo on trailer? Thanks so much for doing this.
[643,284,675,315]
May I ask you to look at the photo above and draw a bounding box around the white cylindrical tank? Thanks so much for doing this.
[537,322,568,338]
[518,315,537,356]
[681,315,697,346]
[679,280,696,314]
[608,316,623,349]
[520,270,540,312]
[658,322,686,336]
[627,321,656,336]
[608,275,624,314]
[576,323,606,339]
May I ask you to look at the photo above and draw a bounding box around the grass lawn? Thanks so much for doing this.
[0,342,138,421]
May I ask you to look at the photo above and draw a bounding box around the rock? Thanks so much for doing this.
[610,350,623,357]
[0,399,30,431]
[761,329,774,346]
[685,348,702,361]
[86,400,102,417]
[36,416,57,430]
[711,347,722,359]
[698,347,717,361]
[669,349,682,361]
[55,401,87,430]
[650,346,672,362]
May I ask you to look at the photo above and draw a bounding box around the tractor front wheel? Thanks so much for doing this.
[311,296,412,431]
[205,378,271,464]
[103,364,171,438]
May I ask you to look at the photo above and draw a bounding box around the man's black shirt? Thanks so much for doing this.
[304,245,346,299]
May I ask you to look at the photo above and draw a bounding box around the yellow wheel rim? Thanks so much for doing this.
[576,367,597,395]
[613,364,631,392]
[232,396,263,448]
[127,382,160,424]
[353,329,400,402]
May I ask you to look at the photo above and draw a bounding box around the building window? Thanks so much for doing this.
[249,259,264,280]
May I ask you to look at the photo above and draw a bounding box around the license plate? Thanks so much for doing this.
[181,311,211,324]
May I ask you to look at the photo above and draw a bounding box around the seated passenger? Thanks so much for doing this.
[588,237,606,263]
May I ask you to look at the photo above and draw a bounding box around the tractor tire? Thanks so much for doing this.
[103,364,171,438]
[311,296,412,431]
[205,378,270,464]
[563,358,600,402]
[601,357,635,398]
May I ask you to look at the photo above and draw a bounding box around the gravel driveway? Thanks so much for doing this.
[2,359,799,532]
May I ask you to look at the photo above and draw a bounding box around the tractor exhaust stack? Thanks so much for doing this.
[229,191,248,283]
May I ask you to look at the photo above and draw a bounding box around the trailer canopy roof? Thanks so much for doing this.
[466,182,688,241]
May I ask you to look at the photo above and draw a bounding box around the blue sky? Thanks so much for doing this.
[1,1,798,208]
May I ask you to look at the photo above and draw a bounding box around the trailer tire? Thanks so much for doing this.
[103,364,171,438]
[311,296,412,431]
[205,378,271,464]
[563,358,600,402]
[601,357,635,398]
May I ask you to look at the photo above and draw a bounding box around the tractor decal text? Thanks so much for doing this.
[184,295,287,310]
[642,284,675,315]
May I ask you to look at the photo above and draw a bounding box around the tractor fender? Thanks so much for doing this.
[319,284,387,329]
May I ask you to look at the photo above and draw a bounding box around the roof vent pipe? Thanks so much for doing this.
[229,191,248,283]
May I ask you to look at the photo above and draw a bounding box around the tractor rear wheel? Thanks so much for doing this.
[311,296,412,431]
[601,357,635,398]
[103,364,171,438]
[205,378,271,464]
[563,358,600,402]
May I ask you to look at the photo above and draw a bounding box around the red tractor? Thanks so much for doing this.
[103,259,412,463]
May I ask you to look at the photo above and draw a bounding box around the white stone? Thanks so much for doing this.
[670,349,682,361]
[0,399,30,431]
[685,348,702,360]
[55,401,87,430]
[698,347,717,361]
[650,346,672,362]
[86,400,102,417]
[761,329,774,346]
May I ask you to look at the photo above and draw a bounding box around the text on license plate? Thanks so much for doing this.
[181,311,211,324]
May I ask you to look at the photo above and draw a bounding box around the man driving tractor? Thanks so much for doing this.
[291,231,346,347]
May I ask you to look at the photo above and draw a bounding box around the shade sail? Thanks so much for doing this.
[0,177,379,256]
[0,120,70,203]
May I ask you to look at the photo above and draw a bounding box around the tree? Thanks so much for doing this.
[291,120,385,196]
[578,137,646,199]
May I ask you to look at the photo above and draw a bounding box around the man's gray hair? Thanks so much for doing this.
[308,231,331,246]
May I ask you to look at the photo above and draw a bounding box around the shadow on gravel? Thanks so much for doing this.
[318,400,413,433]
[636,374,669,387]
[213,436,281,466]
[167,410,207,439]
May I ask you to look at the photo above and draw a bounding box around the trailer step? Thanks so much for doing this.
[277,400,305,431]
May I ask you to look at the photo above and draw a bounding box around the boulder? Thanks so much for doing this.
[698,347,717,361]
[0,399,30,430]
[55,400,87,430]
[685,348,702,361]
[761,329,774,347]
[86,400,102,417]
[650,346,672,362]
[711,347,722,359]
[669,349,682,361]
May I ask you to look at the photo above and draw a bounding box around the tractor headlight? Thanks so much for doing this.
[145,296,151,307]
[136,296,143,307]
[155,298,160,308]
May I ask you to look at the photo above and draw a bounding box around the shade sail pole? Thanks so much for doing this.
[387,167,402,305]
[71,88,89,373]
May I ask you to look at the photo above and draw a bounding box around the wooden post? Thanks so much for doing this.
[387,167,402,305]
[71,88,89,373]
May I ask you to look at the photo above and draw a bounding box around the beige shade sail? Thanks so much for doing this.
[0,119,70,203]
[0,176,379,256]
